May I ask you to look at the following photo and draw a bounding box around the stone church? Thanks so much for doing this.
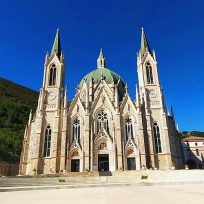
[19,28,183,175]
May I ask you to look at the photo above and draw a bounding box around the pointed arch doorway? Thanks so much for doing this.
[93,140,116,172]
[98,154,109,171]
[98,143,109,171]
[92,108,116,172]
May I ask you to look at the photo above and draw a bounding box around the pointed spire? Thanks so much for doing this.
[64,85,68,109]
[125,83,128,93]
[176,123,180,132]
[44,52,49,65]
[97,48,106,68]
[99,48,104,58]
[140,27,151,54]
[23,125,28,139]
[37,89,42,111]
[89,77,93,101]
[85,83,89,112]
[115,85,119,113]
[136,84,141,107]
[152,49,156,60]
[28,110,32,126]
[51,28,61,58]
[171,106,174,119]
[38,88,45,113]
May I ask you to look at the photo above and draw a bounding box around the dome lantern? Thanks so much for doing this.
[97,48,106,68]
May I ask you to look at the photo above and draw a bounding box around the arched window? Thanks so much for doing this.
[146,62,154,84]
[43,125,52,157]
[49,64,56,86]
[72,119,80,144]
[153,122,162,153]
[125,117,134,141]
[97,111,109,134]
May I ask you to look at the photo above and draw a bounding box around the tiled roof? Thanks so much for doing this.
[181,136,204,142]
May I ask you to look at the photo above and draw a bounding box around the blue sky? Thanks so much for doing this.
[0,0,203,131]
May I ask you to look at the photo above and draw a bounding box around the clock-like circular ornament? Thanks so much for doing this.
[48,92,56,100]
[149,89,157,98]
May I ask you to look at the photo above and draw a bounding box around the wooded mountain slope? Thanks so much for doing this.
[0,77,38,163]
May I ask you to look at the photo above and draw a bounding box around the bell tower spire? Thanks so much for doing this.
[136,28,176,170]
[140,27,151,55]
[51,28,61,59]
[97,48,106,68]
[137,27,160,89]
[42,29,64,89]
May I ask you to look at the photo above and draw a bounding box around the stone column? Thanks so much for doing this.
[115,113,123,170]
[83,114,90,171]
[60,114,68,171]
[146,113,155,168]
[138,112,146,168]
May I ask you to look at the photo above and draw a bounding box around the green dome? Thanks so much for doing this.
[80,67,126,100]
[80,68,125,86]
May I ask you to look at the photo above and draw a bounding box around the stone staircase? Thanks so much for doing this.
[1,170,204,188]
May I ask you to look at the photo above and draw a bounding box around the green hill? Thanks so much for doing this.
[0,77,38,163]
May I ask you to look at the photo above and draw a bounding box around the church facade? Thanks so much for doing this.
[19,28,183,175]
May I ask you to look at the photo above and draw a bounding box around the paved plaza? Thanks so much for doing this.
[1,184,204,204]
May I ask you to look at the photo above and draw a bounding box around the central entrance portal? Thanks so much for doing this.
[127,158,136,170]
[71,159,80,172]
[98,154,109,171]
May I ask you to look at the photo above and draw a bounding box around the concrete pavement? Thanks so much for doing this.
[1,184,204,204]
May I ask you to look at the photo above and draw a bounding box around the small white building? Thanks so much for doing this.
[182,136,204,169]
